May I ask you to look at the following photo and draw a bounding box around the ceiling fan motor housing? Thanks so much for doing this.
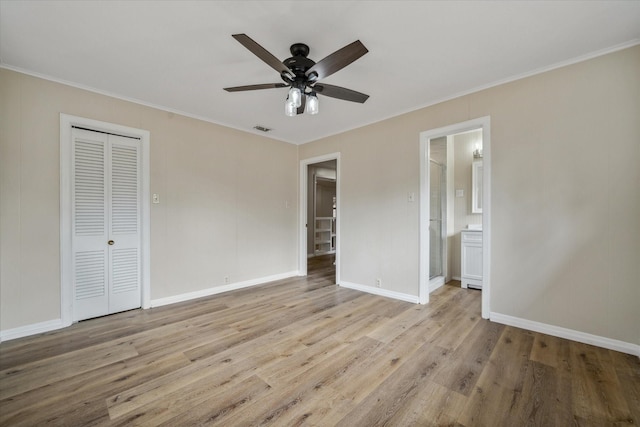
[289,43,310,58]
[282,43,316,88]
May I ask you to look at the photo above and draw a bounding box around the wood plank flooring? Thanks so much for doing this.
[1,255,638,426]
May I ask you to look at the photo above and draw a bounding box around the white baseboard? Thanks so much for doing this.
[452,276,461,281]
[429,276,445,293]
[150,271,299,308]
[339,281,420,304]
[490,312,640,357]
[0,318,68,342]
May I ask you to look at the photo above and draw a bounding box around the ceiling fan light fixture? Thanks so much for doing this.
[285,97,297,116]
[288,86,302,108]
[307,93,319,115]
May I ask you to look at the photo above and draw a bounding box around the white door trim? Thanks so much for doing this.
[419,116,491,318]
[60,114,151,327]
[299,153,340,282]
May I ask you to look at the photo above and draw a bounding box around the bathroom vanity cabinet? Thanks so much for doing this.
[461,229,483,289]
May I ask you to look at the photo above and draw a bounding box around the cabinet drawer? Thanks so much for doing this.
[462,231,483,243]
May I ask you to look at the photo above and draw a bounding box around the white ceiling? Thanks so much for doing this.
[1,1,639,145]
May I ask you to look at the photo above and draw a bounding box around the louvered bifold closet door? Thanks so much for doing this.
[71,128,142,321]
[72,129,109,321]
[107,136,141,313]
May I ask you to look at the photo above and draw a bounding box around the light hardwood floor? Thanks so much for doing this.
[1,255,638,426]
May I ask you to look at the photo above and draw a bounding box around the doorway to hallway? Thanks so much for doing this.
[299,153,340,284]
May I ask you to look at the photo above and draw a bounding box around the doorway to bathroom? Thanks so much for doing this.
[419,117,491,318]
[430,130,484,289]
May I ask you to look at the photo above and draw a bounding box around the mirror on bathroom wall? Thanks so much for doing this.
[472,160,483,213]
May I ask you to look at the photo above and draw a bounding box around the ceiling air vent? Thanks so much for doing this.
[253,125,271,133]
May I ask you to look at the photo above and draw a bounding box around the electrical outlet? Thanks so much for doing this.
[376,278,382,288]
[224,276,229,284]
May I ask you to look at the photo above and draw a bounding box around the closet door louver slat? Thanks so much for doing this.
[111,145,139,235]
[74,250,106,299]
[74,140,105,236]
[112,248,139,294]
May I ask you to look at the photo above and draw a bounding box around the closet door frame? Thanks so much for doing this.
[60,114,151,327]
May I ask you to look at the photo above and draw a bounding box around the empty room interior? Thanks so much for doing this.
[1,1,639,425]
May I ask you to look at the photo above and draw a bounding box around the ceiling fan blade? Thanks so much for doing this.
[313,83,369,103]
[305,40,368,81]
[224,83,288,92]
[297,94,306,115]
[232,34,294,79]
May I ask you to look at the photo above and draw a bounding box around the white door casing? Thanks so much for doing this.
[61,114,150,326]
[299,153,340,281]
[419,116,491,317]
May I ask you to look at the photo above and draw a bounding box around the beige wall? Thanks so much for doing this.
[0,69,298,331]
[300,46,640,345]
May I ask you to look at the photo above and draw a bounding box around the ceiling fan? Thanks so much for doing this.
[224,34,369,116]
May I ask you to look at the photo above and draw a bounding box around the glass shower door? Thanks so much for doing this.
[429,160,445,279]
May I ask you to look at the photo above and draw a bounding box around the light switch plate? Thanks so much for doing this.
[456,189,464,198]
[152,193,160,204]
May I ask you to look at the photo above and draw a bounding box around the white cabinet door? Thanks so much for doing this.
[462,244,483,280]
[461,230,483,289]
[72,128,141,321]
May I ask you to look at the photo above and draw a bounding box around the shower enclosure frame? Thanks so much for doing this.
[428,159,447,285]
